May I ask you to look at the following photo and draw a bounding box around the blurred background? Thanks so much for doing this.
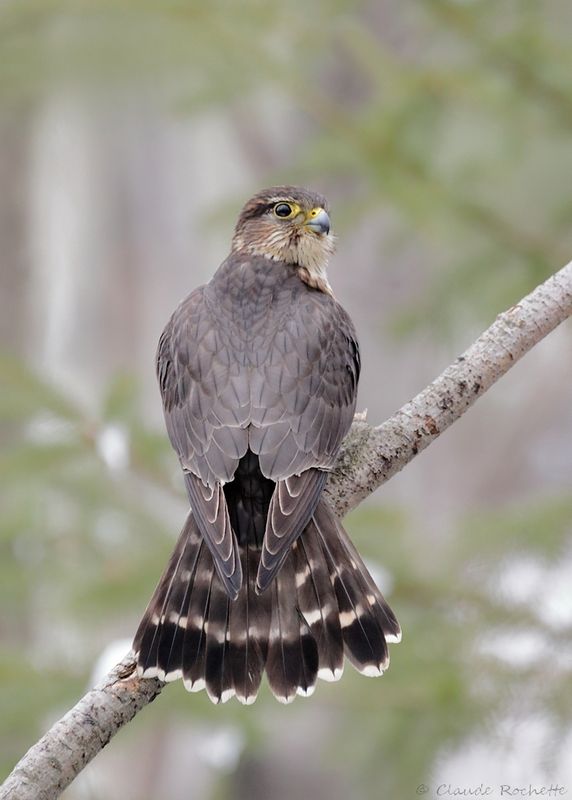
[1,1,572,798]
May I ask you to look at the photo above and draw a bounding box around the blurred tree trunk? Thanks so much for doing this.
[0,113,32,352]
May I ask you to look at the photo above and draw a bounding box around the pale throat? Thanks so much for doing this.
[233,230,336,297]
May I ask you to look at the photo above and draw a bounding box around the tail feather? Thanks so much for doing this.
[266,553,319,703]
[227,546,271,705]
[134,516,200,680]
[331,510,401,644]
[313,501,400,676]
[134,500,400,702]
[294,530,344,682]
[204,580,233,704]
[224,449,274,703]
[156,534,199,681]
[181,541,213,692]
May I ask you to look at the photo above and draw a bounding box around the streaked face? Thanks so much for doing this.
[232,186,336,276]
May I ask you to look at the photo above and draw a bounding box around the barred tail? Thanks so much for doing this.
[311,501,401,676]
[133,502,401,704]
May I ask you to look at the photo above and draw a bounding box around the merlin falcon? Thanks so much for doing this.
[134,186,401,703]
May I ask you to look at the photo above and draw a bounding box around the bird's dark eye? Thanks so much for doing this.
[274,202,294,218]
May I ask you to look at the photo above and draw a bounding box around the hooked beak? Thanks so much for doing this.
[304,207,331,236]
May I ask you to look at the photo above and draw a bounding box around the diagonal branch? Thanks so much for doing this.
[326,260,572,516]
[2,261,571,800]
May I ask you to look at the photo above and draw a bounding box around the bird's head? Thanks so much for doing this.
[231,186,335,295]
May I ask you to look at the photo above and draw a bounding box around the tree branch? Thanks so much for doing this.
[326,260,572,517]
[2,261,571,800]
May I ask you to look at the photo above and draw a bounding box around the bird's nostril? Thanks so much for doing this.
[305,209,330,235]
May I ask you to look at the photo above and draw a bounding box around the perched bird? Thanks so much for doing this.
[133,186,401,704]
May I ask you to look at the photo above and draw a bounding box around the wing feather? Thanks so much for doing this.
[184,472,242,599]
[156,259,360,599]
[256,469,328,593]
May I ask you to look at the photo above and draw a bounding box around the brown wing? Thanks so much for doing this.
[157,286,250,485]
[157,286,248,598]
[256,469,328,593]
[246,282,361,590]
[247,289,360,480]
[184,472,242,599]
[157,258,360,597]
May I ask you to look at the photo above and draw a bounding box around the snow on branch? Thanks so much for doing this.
[1,261,571,800]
